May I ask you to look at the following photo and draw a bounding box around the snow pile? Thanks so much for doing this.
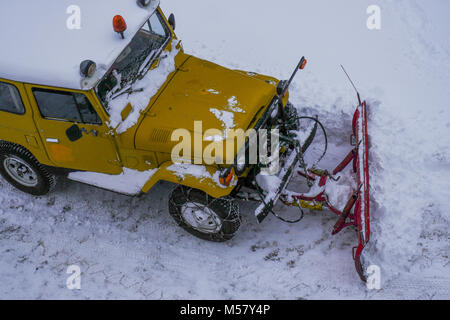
[368,100,450,278]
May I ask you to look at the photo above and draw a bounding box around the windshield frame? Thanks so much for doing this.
[95,8,173,111]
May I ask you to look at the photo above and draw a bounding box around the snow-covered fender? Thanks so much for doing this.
[141,162,237,199]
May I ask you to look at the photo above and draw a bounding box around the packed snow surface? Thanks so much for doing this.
[0,0,449,299]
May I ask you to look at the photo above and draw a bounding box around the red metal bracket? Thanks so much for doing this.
[282,99,371,282]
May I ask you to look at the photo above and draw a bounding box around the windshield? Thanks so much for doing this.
[96,10,170,107]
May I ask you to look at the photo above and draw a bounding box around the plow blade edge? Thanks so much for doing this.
[353,99,371,281]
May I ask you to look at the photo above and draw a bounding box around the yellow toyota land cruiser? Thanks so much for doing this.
[0,0,310,241]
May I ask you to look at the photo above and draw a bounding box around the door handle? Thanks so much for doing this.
[46,138,59,143]
[80,128,99,137]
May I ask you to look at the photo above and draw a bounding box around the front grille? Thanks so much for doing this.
[149,129,171,143]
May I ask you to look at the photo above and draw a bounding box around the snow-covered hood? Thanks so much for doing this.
[135,56,278,158]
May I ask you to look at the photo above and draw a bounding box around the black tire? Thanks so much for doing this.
[284,102,300,131]
[169,186,241,242]
[0,142,56,196]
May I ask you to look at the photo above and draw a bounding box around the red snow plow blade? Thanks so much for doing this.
[350,97,371,281]
[260,96,371,281]
[252,58,370,281]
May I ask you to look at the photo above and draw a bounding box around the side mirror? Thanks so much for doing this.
[168,13,176,30]
[66,124,83,142]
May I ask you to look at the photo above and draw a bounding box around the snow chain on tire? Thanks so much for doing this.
[0,141,56,195]
[169,186,241,242]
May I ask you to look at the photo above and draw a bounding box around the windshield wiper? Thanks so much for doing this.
[111,86,144,100]
[137,49,158,80]
[105,40,167,103]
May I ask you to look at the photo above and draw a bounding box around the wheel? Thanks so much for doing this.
[0,142,56,196]
[169,186,241,242]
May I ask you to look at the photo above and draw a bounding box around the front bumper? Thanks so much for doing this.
[254,148,300,223]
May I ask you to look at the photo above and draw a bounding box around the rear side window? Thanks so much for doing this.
[0,82,25,115]
[33,89,101,124]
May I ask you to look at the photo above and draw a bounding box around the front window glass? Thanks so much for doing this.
[96,10,170,107]
[33,89,101,124]
[0,82,25,115]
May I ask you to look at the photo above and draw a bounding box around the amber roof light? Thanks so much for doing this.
[113,15,127,39]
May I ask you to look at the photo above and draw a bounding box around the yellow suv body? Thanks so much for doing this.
[0,0,295,241]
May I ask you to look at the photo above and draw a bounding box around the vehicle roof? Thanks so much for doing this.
[0,0,160,91]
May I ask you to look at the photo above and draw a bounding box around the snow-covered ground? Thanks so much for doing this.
[1,0,449,299]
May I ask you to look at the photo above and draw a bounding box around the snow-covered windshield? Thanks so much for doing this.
[96,10,170,107]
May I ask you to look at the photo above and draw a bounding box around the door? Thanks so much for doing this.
[25,85,122,174]
[0,80,37,147]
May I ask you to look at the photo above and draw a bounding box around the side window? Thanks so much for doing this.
[149,13,167,37]
[0,82,25,115]
[141,12,168,38]
[33,89,101,124]
[33,89,81,122]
